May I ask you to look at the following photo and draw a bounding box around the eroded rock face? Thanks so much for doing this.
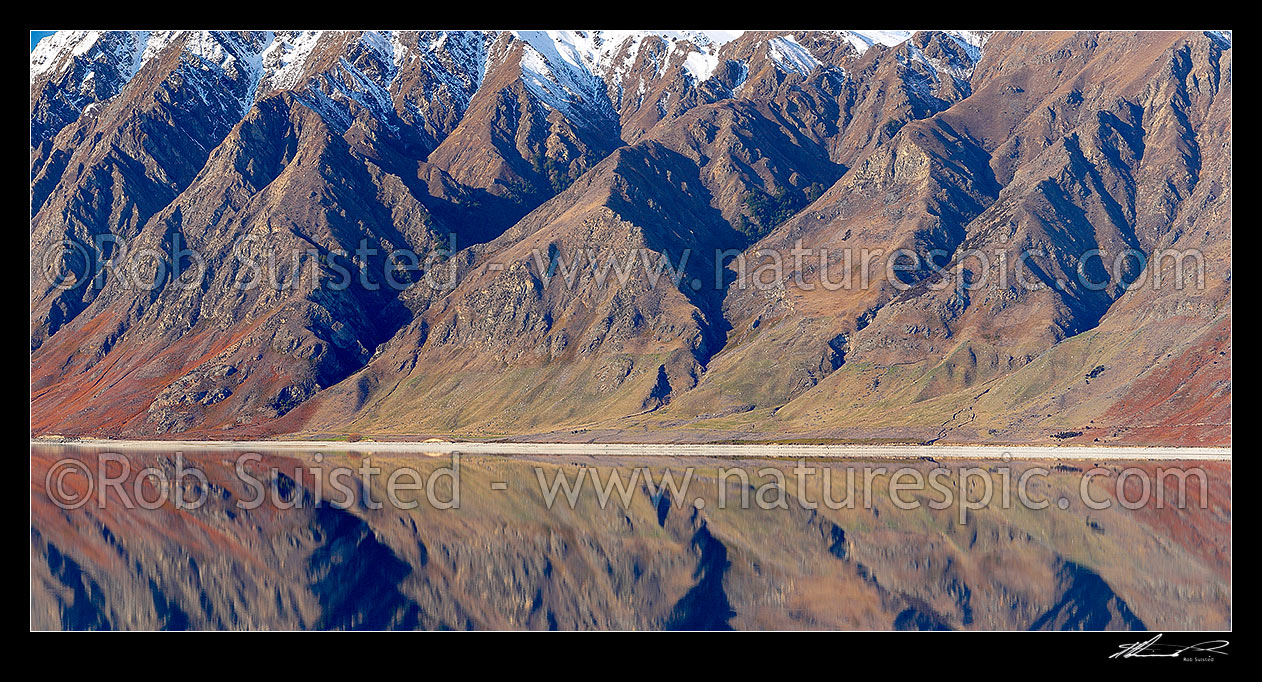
[31,31,1230,444]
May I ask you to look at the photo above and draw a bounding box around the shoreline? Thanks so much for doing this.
[30,437,1234,461]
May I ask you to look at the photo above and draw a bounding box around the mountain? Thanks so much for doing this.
[30,30,1231,445]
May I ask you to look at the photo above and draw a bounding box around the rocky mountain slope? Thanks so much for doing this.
[30,30,1231,445]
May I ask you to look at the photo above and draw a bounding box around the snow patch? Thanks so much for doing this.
[511,30,743,103]
[1208,30,1232,46]
[840,30,914,55]
[683,50,721,82]
[945,31,987,64]
[31,30,149,80]
[512,30,619,121]
[767,35,821,76]
[260,31,322,91]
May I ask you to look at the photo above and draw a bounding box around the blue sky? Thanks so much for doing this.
[31,31,56,52]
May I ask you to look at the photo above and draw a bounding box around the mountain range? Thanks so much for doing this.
[30,30,1232,445]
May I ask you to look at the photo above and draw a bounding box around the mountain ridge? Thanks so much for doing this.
[30,30,1231,445]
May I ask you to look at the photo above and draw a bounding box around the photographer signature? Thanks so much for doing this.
[1110,634,1229,660]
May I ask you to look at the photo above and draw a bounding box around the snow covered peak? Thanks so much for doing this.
[511,31,610,123]
[838,30,916,55]
[31,30,998,147]
[509,30,743,103]
[823,30,988,61]
[31,30,993,89]
[31,31,271,81]
[509,31,742,74]
[31,31,149,80]
[30,31,275,146]
[258,31,323,91]
[33,30,982,103]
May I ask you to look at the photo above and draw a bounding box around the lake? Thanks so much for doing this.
[31,443,1231,630]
